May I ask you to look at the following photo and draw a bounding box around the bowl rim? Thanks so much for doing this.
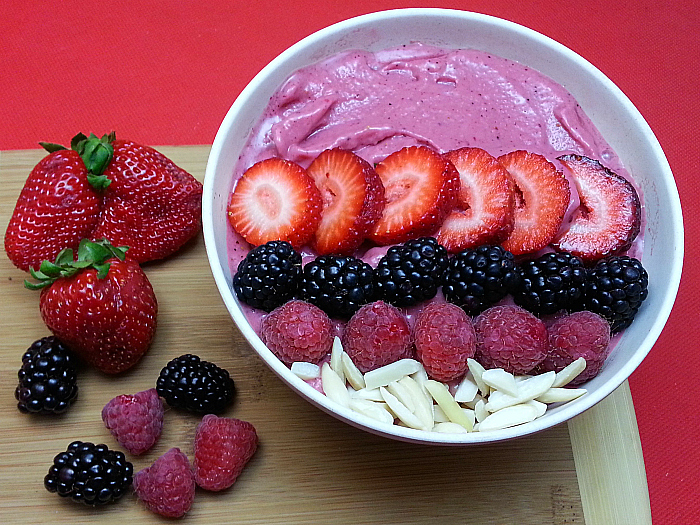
[202,8,684,444]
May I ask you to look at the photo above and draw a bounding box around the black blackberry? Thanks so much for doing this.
[442,245,520,315]
[233,240,302,312]
[301,255,375,318]
[15,336,78,414]
[374,237,449,307]
[156,354,235,414]
[514,252,587,315]
[44,441,133,505]
[585,255,649,333]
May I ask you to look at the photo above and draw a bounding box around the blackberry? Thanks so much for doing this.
[374,237,449,307]
[232,240,302,312]
[44,441,133,505]
[301,255,375,319]
[156,354,235,414]
[442,245,520,315]
[514,252,587,315]
[15,336,78,414]
[585,255,648,333]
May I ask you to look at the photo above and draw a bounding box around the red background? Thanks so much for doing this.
[2,1,698,522]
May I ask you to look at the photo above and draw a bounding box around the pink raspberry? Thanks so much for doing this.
[474,305,547,374]
[133,447,195,518]
[260,300,334,365]
[193,414,258,491]
[341,300,412,373]
[414,302,476,382]
[101,388,163,455]
[538,311,611,385]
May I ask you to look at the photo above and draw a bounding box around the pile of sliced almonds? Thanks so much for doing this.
[290,337,588,434]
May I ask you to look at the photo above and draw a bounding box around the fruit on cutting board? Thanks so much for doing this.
[26,239,157,374]
[4,132,203,272]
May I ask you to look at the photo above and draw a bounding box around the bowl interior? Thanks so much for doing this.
[203,8,683,444]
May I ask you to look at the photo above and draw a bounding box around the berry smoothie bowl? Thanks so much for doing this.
[202,9,683,444]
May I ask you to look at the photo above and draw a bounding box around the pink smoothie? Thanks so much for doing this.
[225,43,644,339]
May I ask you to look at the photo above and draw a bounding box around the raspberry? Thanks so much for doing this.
[414,302,476,382]
[133,448,195,518]
[193,414,258,492]
[101,388,164,455]
[341,300,412,373]
[473,305,548,374]
[260,300,334,365]
[538,311,611,385]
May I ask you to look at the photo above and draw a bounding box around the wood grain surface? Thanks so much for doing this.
[0,146,649,524]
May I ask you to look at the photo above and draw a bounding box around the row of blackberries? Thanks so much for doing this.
[233,238,648,333]
[16,339,235,416]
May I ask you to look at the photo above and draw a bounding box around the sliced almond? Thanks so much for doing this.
[524,399,548,418]
[536,387,587,404]
[398,376,434,430]
[462,393,485,410]
[551,357,587,388]
[432,422,469,434]
[330,336,345,384]
[481,368,519,397]
[454,372,479,403]
[321,362,350,407]
[478,403,539,432]
[380,386,428,430]
[424,380,473,432]
[351,387,384,402]
[386,380,416,413]
[474,398,489,423]
[467,358,490,397]
[364,359,422,391]
[433,403,449,423]
[485,371,556,412]
[341,351,365,390]
[290,361,321,380]
[348,398,395,425]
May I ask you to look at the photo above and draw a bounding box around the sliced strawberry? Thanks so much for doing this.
[553,154,641,263]
[436,147,515,253]
[228,158,323,248]
[498,150,570,255]
[369,146,460,245]
[306,149,385,255]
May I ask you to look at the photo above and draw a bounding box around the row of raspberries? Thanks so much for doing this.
[234,238,648,333]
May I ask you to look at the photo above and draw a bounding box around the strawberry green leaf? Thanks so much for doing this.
[87,173,111,190]
[54,248,74,266]
[39,142,67,153]
[70,133,89,152]
[94,263,111,279]
[38,260,64,277]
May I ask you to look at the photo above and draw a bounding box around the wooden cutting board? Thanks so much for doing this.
[0,146,651,524]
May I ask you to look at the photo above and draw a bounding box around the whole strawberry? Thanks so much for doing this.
[27,239,157,374]
[91,139,203,263]
[4,133,113,272]
[193,414,258,492]
[102,388,164,455]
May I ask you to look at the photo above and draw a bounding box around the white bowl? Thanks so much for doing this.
[202,8,683,444]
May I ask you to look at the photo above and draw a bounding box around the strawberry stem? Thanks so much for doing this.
[24,239,129,290]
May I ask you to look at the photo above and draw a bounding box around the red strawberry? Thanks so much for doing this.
[306,149,385,255]
[133,447,195,518]
[193,414,258,492]
[4,134,113,272]
[498,150,570,255]
[28,239,157,374]
[436,147,515,253]
[102,388,164,455]
[553,155,641,263]
[369,146,460,245]
[228,157,323,248]
[91,139,203,263]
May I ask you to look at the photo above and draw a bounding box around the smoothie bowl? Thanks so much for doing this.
[202,9,683,444]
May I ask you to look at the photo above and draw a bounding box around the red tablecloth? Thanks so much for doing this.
[2,1,697,522]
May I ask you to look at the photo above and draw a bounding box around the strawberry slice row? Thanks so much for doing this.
[227,146,640,262]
